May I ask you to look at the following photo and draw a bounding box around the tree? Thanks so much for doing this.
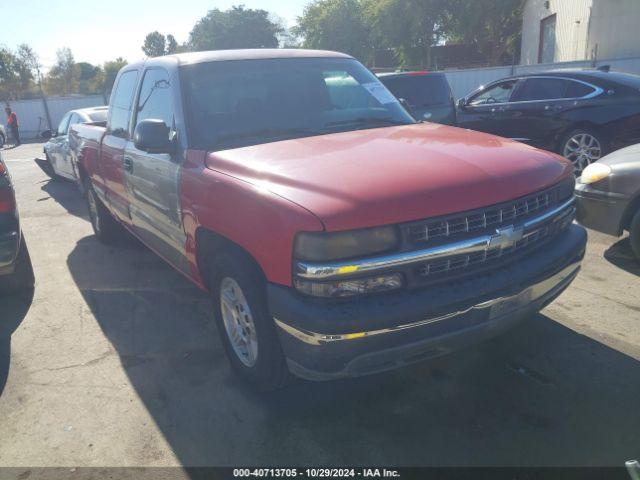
[166,34,178,54]
[294,0,371,62]
[364,0,449,67]
[15,44,38,92]
[0,47,20,100]
[102,57,128,94]
[188,5,283,51]
[443,0,526,65]
[142,31,167,57]
[46,47,77,95]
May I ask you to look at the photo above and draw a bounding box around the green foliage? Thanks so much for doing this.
[142,31,167,57]
[294,0,372,62]
[102,57,128,94]
[166,34,179,54]
[188,5,283,51]
[443,0,526,65]
[0,44,39,100]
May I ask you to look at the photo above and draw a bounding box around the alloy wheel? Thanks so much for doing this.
[220,277,259,367]
[563,133,602,176]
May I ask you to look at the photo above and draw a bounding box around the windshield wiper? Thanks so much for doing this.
[323,117,413,130]
[213,127,323,148]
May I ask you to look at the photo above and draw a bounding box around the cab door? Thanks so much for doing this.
[123,67,188,273]
[457,79,521,139]
[100,69,139,224]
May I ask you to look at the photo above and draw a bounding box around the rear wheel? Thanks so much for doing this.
[560,129,606,176]
[630,210,640,261]
[210,250,290,391]
[0,234,35,295]
[84,178,122,244]
[0,133,5,148]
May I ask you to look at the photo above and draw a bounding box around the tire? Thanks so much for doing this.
[210,249,290,391]
[0,133,5,148]
[630,209,640,261]
[84,177,122,244]
[36,154,61,181]
[0,234,35,295]
[559,128,607,177]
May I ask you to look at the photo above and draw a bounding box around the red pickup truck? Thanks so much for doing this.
[72,49,586,390]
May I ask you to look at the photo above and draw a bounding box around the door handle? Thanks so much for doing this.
[491,106,507,113]
[123,156,134,173]
[545,105,563,112]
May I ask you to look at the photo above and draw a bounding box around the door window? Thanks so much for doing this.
[135,69,173,128]
[469,80,518,106]
[108,70,139,137]
[512,78,569,101]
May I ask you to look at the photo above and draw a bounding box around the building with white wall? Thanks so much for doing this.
[520,0,640,65]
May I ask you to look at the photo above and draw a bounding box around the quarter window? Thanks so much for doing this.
[136,68,173,128]
[566,80,596,98]
[57,112,72,135]
[108,70,139,137]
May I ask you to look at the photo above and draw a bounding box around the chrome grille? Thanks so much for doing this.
[418,226,550,277]
[409,191,552,243]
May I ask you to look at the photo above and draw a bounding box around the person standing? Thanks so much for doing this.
[5,107,20,147]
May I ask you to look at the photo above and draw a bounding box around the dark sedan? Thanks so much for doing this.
[0,154,34,293]
[575,144,640,260]
[457,68,640,175]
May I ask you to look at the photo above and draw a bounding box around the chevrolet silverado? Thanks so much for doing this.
[72,49,586,390]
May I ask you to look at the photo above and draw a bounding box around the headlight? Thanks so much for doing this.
[580,163,611,184]
[294,273,404,298]
[294,226,399,262]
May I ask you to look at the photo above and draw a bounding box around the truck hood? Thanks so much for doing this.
[205,123,573,231]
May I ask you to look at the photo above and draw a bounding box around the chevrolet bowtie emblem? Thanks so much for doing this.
[488,225,525,250]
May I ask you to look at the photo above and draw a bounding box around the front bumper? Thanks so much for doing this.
[269,224,586,381]
[575,183,630,236]
[0,230,20,275]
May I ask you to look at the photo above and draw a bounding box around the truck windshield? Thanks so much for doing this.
[180,57,415,151]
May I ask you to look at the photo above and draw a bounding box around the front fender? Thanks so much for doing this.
[181,150,324,287]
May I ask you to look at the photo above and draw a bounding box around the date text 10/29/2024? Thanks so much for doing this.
[233,469,401,478]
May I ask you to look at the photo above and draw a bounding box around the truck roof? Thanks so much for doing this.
[129,49,353,70]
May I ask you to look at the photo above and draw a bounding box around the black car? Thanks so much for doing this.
[0,154,34,294]
[456,68,640,175]
[378,71,457,125]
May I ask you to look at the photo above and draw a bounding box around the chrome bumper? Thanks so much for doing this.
[277,260,580,346]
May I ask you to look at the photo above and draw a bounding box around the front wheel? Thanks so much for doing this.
[84,178,123,244]
[0,133,5,148]
[210,250,290,391]
[560,129,606,176]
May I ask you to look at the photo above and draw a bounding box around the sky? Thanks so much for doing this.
[0,0,308,70]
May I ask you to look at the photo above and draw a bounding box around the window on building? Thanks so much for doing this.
[539,14,557,64]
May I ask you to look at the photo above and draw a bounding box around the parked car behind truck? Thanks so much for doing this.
[378,71,457,125]
[72,49,586,390]
[457,69,640,175]
[42,106,107,183]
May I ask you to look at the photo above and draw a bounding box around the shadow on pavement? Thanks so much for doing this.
[67,235,640,467]
[0,288,34,397]
[604,237,640,276]
[39,177,89,220]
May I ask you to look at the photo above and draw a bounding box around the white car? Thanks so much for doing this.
[43,106,107,181]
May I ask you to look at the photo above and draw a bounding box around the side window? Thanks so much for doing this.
[513,78,569,101]
[566,80,596,98]
[57,112,72,135]
[135,69,173,128]
[68,113,81,130]
[108,70,139,138]
[469,80,518,106]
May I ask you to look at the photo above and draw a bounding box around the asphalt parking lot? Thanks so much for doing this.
[0,142,639,468]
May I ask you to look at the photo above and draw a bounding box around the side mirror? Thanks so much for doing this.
[133,119,175,154]
[457,98,468,109]
[41,129,53,140]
